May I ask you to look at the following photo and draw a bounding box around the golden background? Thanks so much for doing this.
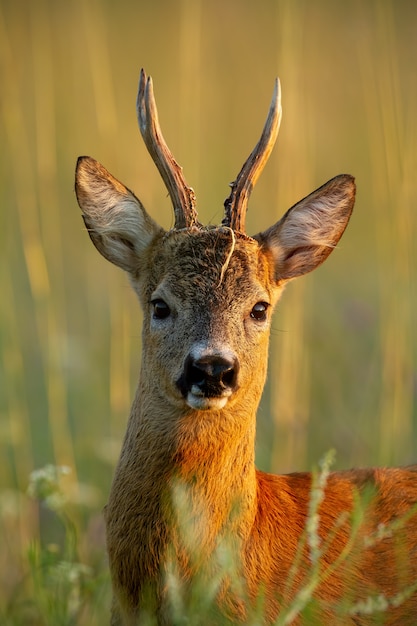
[1,0,416,621]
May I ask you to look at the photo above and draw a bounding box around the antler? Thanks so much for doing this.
[223,79,282,233]
[137,69,199,230]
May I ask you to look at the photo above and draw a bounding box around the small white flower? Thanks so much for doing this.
[27,464,71,511]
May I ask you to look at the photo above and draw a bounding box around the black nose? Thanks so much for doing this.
[180,354,239,398]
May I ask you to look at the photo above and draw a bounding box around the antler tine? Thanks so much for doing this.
[137,69,199,230]
[223,79,282,233]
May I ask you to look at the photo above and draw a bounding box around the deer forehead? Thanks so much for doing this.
[141,229,275,307]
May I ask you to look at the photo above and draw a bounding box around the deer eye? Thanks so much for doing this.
[250,302,269,322]
[152,299,171,320]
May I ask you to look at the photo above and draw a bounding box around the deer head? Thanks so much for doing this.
[75,69,355,418]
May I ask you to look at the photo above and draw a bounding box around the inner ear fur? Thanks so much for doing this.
[75,156,162,272]
[254,174,355,281]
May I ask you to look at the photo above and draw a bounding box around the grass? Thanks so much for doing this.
[0,0,416,622]
[3,456,415,625]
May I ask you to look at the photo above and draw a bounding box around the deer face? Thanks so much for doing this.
[134,229,281,411]
[75,155,354,415]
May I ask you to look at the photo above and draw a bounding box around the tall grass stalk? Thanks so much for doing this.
[355,1,416,465]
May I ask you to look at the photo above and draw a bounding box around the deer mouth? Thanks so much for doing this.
[186,386,233,410]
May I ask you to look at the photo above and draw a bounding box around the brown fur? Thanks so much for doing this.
[75,87,417,625]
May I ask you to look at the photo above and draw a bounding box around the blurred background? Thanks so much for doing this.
[1,0,416,622]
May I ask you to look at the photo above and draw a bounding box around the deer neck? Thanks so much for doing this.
[106,360,261,606]
[119,376,259,539]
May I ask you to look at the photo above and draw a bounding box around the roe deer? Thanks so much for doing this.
[75,69,417,625]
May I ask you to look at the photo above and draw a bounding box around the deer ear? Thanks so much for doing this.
[255,174,355,281]
[75,156,163,272]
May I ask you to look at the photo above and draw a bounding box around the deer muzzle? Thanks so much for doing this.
[177,351,239,410]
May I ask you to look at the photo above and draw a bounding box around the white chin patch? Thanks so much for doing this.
[186,393,229,411]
